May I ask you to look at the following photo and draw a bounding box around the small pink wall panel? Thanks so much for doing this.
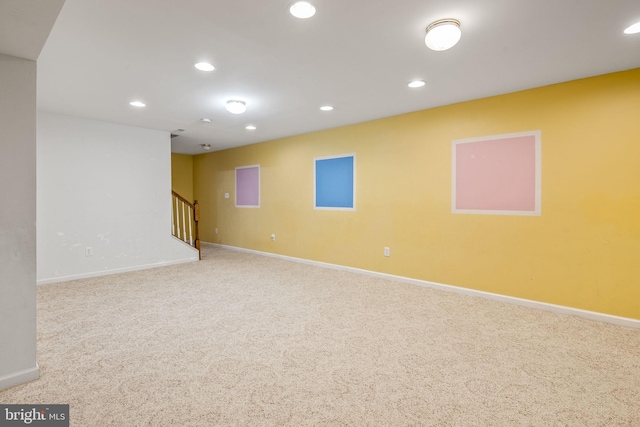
[236,165,260,207]
[453,131,540,215]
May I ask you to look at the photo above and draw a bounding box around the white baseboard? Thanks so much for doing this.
[0,365,39,391]
[206,243,640,329]
[36,256,198,286]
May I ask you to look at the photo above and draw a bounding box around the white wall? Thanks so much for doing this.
[37,113,198,284]
[0,53,39,389]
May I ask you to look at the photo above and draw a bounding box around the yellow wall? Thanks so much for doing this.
[171,153,193,202]
[193,69,640,320]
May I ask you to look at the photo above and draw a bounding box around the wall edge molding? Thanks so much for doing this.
[206,242,640,329]
[0,364,40,391]
[36,256,198,286]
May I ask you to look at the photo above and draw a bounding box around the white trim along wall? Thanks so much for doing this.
[209,243,640,330]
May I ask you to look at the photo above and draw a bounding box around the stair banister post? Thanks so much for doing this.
[193,200,201,259]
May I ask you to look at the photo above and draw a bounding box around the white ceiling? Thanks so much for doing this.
[0,0,65,61]
[32,0,640,154]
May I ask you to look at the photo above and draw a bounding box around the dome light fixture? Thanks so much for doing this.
[129,101,146,107]
[201,144,211,151]
[201,118,212,123]
[289,1,316,19]
[320,105,333,111]
[408,80,426,88]
[245,125,257,130]
[624,22,640,34]
[425,19,461,51]
[226,100,246,114]
[194,62,215,71]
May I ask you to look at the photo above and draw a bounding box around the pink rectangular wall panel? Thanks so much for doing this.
[236,166,260,207]
[454,132,540,214]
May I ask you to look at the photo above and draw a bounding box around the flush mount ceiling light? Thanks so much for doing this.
[194,62,215,71]
[624,22,640,34]
[320,105,333,111]
[201,144,211,151]
[425,19,461,51]
[201,118,212,123]
[408,80,426,88]
[129,101,146,107]
[226,100,246,114]
[245,125,257,130]
[289,1,316,19]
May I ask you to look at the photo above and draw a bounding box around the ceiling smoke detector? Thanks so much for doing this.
[170,129,185,138]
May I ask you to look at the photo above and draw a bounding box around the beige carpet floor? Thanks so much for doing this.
[2,244,639,426]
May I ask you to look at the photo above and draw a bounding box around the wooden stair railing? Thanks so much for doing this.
[171,191,201,259]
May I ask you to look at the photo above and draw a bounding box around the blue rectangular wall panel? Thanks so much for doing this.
[315,156,354,208]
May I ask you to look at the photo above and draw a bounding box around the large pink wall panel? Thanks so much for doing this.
[452,131,541,215]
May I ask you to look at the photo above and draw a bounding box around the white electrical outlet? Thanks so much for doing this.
[271,234,276,241]
[215,228,218,234]
[384,247,390,257]
[224,192,230,199]
[85,247,93,257]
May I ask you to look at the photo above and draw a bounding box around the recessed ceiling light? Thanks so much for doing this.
[624,22,640,34]
[408,80,426,88]
[129,101,146,107]
[226,100,247,114]
[194,62,215,71]
[425,19,461,51]
[245,125,257,130]
[289,1,316,19]
[320,105,333,111]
